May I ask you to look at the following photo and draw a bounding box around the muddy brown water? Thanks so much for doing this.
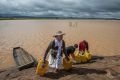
[0,20,120,69]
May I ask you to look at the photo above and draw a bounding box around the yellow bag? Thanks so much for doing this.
[36,59,48,76]
[79,54,87,63]
[74,51,82,63]
[63,58,72,70]
[84,52,92,60]
[74,51,87,63]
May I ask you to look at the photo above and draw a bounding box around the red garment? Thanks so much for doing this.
[79,41,88,51]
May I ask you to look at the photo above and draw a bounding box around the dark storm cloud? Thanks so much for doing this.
[0,0,120,18]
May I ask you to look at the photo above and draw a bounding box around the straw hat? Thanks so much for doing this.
[53,31,65,37]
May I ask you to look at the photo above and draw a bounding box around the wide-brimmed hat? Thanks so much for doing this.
[53,31,65,37]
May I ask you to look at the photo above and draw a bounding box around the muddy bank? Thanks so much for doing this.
[0,55,120,80]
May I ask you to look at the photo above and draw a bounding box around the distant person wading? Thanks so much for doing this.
[42,31,69,72]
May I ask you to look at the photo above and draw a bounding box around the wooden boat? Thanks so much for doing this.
[13,47,37,70]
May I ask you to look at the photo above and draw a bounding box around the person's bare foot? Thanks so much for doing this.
[72,60,76,64]
[54,69,59,73]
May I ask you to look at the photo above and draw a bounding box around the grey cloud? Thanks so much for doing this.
[0,0,120,18]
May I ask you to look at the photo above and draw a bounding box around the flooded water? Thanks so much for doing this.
[0,20,120,69]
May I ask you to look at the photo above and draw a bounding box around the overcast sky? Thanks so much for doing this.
[0,0,120,18]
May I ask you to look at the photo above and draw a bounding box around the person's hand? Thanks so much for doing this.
[66,57,70,61]
[41,61,46,68]
[87,50,89,53]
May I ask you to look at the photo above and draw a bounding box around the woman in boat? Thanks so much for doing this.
[42,31,69,72]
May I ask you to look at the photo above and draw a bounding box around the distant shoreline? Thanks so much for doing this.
[0,18,120,20]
